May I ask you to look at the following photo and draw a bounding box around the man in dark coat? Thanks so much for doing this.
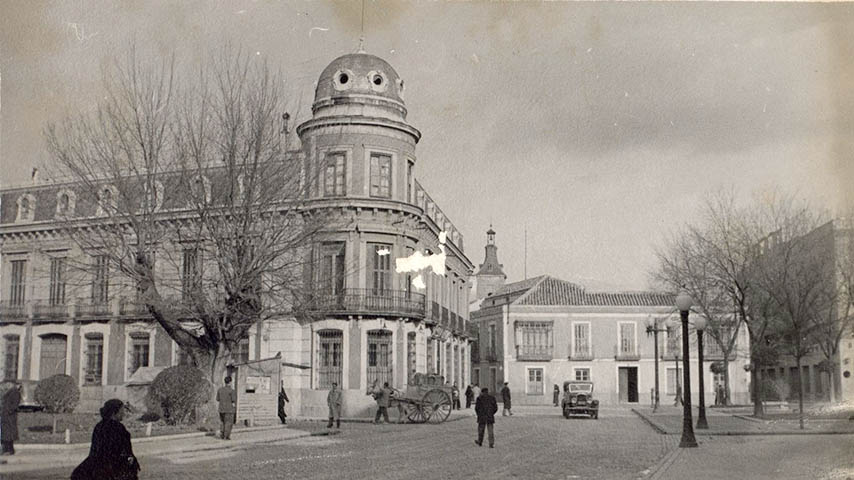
[278,383,290,425]
[1,383,21,455]
[474,387,498,448]
[500,382,512,416]
[216,376,237,440]
[464,384,474,409]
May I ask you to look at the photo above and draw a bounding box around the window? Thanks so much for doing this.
[666,367,680,395]
[369,153,391,198]
[92,256,109,304]
[427,337,435,374]
[319,243,345,294]
[619,322,637,356]
[367,330,392,387]
[182,248,202,299]
[16,194,35,222]
[84,333,103,385]
[573,323,591,358]
[516,322,553,359]
[575,368,590,382]
[527,368,543,395]
[368,243,392,295]
[10,260,27,305]
[49,257,67,306]
[97,186,116,216]
[488,323,496,355]
[39,334,67,379]
[128,332,150,377]
[473,368,480,386]
[406,161,413,203]
[317,330,343,389]
[4,335,20,381]
[190,175,211,204]
[407,332,416,383]
[234,336,250,364]
[323,152,346,197]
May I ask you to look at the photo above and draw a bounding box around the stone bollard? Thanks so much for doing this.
[65,429,71,444]
[145,422,152,437]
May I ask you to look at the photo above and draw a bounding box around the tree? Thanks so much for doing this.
[44,46,327,426]
[34,374,80,434]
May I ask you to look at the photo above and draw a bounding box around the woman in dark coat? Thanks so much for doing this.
[71,399,140,480]
[464,385,474,409]
[278,384,290,425]
[1,383,21,455]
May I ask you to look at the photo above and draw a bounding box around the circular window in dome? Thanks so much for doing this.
[367,71,388,93]
[333,69,354,91]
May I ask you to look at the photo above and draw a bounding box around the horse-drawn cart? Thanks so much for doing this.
[391,373,454,424]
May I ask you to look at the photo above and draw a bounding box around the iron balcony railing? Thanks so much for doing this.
[516,345,554,361]
[119,298,151,317]
[614,345,641,361]
[0,301,28,322]
[482,348,498,362]
[307,288,426,318]
[569,347,595,361]
[32,301,71,322]
[75,301,113,319]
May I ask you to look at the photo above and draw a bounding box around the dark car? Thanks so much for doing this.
[561,381,599,419]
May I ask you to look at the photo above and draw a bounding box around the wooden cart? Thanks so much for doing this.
[390,373,454,424]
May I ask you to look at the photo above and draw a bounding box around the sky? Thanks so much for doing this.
[1,1,853,292]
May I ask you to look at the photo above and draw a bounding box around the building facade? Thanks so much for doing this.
[469,231,751,405]
[0,52,474,417]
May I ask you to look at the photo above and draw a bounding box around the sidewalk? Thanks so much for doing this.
[0,424,310,474]
[633,406,854,435]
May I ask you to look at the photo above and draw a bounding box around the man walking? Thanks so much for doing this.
[500,382,512,416]
[327,383,342,428]
[474,387,498,448]
[372,382,392,424]
[216,376,237,440]
[278,382,290,425]
[464,384,474,409]
[1,383,21,455]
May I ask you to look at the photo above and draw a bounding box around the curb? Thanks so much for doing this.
[631,409,667,435]
[647,447,681,480]
[16,424,290,451]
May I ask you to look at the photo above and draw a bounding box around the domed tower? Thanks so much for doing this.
[475,226,506,300]
[297,53,421,203]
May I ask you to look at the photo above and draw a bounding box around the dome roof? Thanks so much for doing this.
[314,53,405,107]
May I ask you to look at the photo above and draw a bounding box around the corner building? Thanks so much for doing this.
[0,52,474,419]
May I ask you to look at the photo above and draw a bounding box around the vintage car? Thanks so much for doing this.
[561,381,599,419]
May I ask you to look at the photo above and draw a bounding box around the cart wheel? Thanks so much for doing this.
[406,403,427,423]
[423,389,452,423]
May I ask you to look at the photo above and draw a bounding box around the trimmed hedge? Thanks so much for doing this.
[34,374,80,414]
[147,365,212,425]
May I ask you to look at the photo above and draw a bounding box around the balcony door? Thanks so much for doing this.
[319,242,345,296]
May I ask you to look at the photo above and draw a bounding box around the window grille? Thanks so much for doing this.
[516,322,553,359]
[49,258,67,306]
[3,335,19,381]
[92,256,109,304]
[128,332,150,377]
[10,260,26,306]
[234,337,250,364]
[84,333,103,385]
[317,330,343,389]
[367,330,393,386]
[182,248,202,299]
[407,332,416,383]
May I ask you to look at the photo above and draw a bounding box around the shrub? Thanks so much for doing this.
[709,361,726,375]
[34,374,80,433]
[147,365,212,425]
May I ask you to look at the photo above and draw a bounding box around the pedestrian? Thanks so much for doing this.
[216,376,237,440]
[327,382,342,428]
[715,383,726,406]
[472,384,481,403]
[372,381,392,424]
[1,383,21,455]
[278,382,290,425]
[500,382,512,416]
[474,387,498,448]
[465,384,474,409]
[553,384,560,407]
[674,382,683,407]
[71,399,140,480]
[452,382,461,410]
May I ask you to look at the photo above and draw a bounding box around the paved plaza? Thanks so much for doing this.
[3,406,853,480]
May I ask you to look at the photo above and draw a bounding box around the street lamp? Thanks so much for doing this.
[694,315,709,429]
[645,315,668,413]
[676,289,698,448]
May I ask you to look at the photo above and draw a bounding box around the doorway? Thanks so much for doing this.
[618,367,638,403]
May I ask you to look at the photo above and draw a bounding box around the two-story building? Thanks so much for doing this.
[0,51,475,418]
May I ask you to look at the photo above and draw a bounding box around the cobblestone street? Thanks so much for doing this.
[8,407,670,480]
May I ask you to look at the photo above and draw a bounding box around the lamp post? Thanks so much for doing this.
[676,289,698,448]
[645,315,668,413]
[694,316,709,429]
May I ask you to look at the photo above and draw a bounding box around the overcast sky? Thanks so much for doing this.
[1,1,853,291]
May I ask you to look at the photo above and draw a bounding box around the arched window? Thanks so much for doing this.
[317,329,343,389]
[15,194,35,222]
[39,333,67,379]
[55,189,76,217]
[96,186,117,216]
[190,175,211,205]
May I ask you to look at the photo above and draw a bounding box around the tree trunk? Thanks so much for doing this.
[52,414,58,435]
[722,357,731,406]
[752,361,764,417]
[796,356,804,430]
[197,344,232,431]
[828,363,837,404]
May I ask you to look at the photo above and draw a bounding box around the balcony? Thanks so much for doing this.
[0,301,28,323]
[119,298,152,318]
[306,288,426,318]
[481,348,498,363]
[516,345,553,361]
[32,301,72,322]
[614,345,641,361]
[568,348,595,361]
[75,301,113,319]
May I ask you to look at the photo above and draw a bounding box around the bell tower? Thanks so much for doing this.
[475,226,506,300]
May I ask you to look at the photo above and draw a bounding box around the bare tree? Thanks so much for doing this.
[44,46,327,423]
